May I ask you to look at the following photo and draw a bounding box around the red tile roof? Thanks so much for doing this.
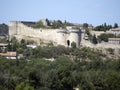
[0,52,17,57]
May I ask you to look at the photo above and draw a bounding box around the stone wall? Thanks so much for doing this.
[9,21,81,47]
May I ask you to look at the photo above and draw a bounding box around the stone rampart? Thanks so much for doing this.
[9,21,81,47]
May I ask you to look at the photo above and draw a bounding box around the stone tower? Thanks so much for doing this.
[67,29,81,47]
[9,21,18,40]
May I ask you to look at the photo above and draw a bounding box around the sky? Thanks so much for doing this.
[0,0,120,26]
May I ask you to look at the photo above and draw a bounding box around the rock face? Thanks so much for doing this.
[9,21,81,47]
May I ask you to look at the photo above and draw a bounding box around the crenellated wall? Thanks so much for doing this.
[9,21,81,47]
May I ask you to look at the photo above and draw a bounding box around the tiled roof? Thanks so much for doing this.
[0,52,17,57]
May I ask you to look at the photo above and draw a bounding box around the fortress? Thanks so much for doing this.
[9,21,81,47]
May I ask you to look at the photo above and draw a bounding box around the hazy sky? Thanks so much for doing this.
[0,0,120,26]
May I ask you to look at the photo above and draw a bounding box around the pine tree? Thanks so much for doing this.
[92,34,98,44]
[113,23,118,28]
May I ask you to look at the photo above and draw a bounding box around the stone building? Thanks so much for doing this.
[9,21,81,47]
[108,38,120,45]
[110,28,120,35]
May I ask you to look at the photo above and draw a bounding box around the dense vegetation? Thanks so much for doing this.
[32,19,72,29]
[0,22,120,90]
[86,23,119,43]
[0,23,8,35]
[0,23,8,43]
[0,41,120,90]
[98,33,115,42]
[94,23,119,31]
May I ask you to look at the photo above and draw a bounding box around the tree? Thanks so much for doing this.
[46,70,59,90]
[71,42,76,48]
[15,82,34,90]
[51,20,66,29]
[92,34,98,44]
[106,48,114,54]
[32,21,45,28]
[10,37,20,51]
[94,23,112,31]
[46,18,51,26]
[0,23,8,35]
[105,71,120,90]
[57,66,74,90]
[113,23,118,28]
[83,23,88,29]
[20,39,27,49]
[98,33,115,42]
[28,70,43,88]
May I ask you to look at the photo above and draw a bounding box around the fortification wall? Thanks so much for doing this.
[9,22,69,46]
[17,22,59,42]
[57,30,68,46]
[9,21,81,47]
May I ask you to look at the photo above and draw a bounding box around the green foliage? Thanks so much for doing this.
[15,82,34,90]
[8,37,28,54]
[83,23,89,29]
[98,33,115,42]
[46,18,51,26]
[0,37,8,43]
[32,19,67,29]
[92,34,98,44]
[32,21,45,28]
[106,48,114,54]
[85,28,93,41]
[51,20,66,29]
[71,42,76,48]
[85,28,91,35]
[10,37,19,51]
[0,23,8,35]
[26,45,69,59]
[0,46,120,90]
[113,23,119,28]
[94,23,112,31]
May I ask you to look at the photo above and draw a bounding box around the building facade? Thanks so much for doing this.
[108,38,120,45]
[9,21,81,47]
[110,28,120,35]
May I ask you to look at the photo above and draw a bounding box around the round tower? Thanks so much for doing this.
[57,30,67,46]
[67,29,81,47]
